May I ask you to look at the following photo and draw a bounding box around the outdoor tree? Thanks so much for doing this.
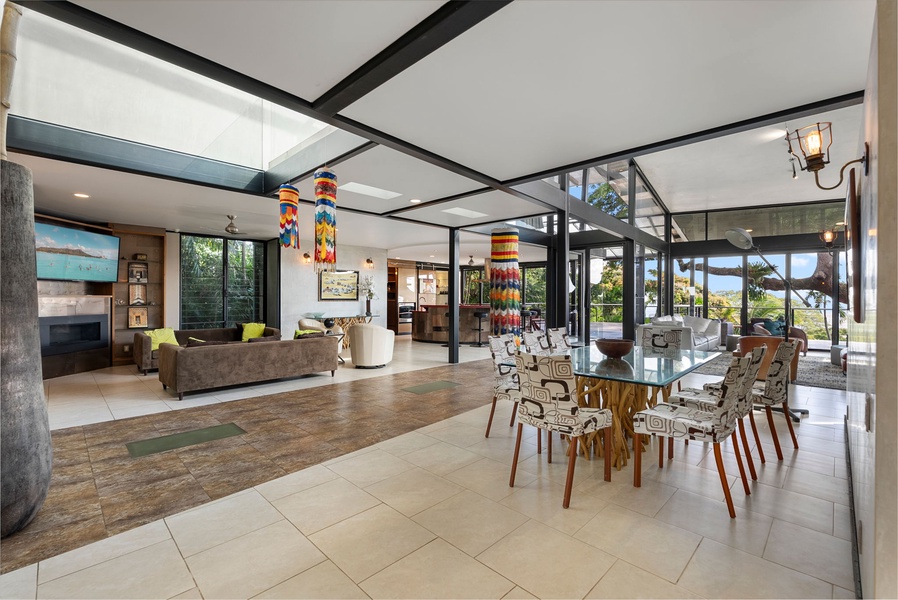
[586,182,628,219]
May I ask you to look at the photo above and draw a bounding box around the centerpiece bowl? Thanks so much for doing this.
[594,338,634,359]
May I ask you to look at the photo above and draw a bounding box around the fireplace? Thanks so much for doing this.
[39,314,109,356]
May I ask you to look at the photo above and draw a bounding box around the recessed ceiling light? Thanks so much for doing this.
[410,198,421,204]
[338,182,402,200]
[73,193,90,198]
[429,255,435,258]
[442,207,488,219]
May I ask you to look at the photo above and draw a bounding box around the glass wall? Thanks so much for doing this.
[672,201,845,242]
[644,247,665,321]
[634,173,666,239]
[705,256,743,328]
[588,246,625,339]
[746,253,787,331]
[673,257,705,317]
[585,163,629,220]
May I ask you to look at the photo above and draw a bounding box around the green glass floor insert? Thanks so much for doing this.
[402,380,461,394]
[126,423,246,457]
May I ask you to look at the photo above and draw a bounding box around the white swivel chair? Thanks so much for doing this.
[348,324,395,368]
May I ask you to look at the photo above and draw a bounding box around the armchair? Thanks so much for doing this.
[348,324,395,368]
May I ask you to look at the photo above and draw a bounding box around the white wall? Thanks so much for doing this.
[280,244,388,336]
[163,232,180,328]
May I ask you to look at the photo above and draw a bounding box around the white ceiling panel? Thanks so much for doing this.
[343,0,874,181]
[389,231,546,266]
[72,0,445,102]
[292,145,483,213]
[637,105,865,213]
[398,190,548,228]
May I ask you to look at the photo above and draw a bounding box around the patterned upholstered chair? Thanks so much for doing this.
[639,325,686,351]
[546,327,573,353]
[521,330,553,356]
[632,355,752,518]
[510,352,614,508]
[486,334,521,438]
[749,340,801,461]
[668,346,767,488]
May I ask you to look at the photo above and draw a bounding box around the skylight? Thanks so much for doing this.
[442,207,488,219]
[338,182,403,200]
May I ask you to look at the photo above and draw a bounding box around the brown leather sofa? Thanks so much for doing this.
[134,326,281,375]
[158,334,338,400]
[734,335,800,382]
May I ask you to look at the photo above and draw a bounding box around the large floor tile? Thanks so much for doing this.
[644,457,738,502]
[605,476,677,517]
[364,467,463,517]
[782,466,850,506]
[678,538,832,599]
[253,561,368,599]
[586,559,702,599]
[308,504,436,583]
[499,478,606,536]
[186,520,325,600]
[426,422,492,449]
[763,520,854,589]
[272,477,381,535]
[730,481,835,534]
[478,520,615,599]
[413,490,528,556]
[402,441,483,476]
[575,504,701,583]
[325,450,416,487]
[361,539,514,599]
[0,564,36,600]
[444,457,536,502]
[254,464,340,502]
[375,431,442,456]
[165,489,283,557]
[35,539,193,600]
[37,520,170,584]
[655,489,773,556]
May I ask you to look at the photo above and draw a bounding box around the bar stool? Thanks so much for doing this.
[471,310,489,347]
[441,311,450,347]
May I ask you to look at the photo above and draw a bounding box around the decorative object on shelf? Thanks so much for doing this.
[128,284,147,306]
[132,253,147,261]
[786,122,868,190]
[115,298,126,306]
[359,275,378,316]
[365,257,374,269]
[128,262,148,283]
[128,306,148,328]
[489,227,521,338]
[468,255,474,266]
[278,184,300,249]
[313,167,337,272]
[302,252,311,264]
[225,214,239,235]
[319,270,358,301]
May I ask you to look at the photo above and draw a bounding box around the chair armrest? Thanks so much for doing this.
[133,331,154,371]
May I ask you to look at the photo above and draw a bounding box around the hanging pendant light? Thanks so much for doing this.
[313,167,337,272]
[225,215,239,235]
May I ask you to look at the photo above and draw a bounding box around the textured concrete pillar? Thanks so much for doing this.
[1,160,52,538]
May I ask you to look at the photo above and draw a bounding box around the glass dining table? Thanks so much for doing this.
[567,345,721,470]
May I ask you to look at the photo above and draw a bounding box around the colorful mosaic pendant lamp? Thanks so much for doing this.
[313,167,337,272]
[278,184,300,249]
[489,227,522,338]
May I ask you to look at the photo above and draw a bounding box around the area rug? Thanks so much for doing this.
[694,351,846,391]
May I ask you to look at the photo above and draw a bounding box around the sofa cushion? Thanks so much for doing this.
[186,338,231,348]
[652,315,684,326]
[248,336,279,343]
[147,327,178,351]
[241,322,266,342]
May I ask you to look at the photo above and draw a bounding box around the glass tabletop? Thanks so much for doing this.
[568,346,720,387]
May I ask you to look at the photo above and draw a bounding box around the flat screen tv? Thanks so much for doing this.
[34,222,121,283]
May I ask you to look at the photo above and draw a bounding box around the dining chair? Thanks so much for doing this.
[748,339,801,461]
[486,334,521,438]
[546,327,573,352]
[521,330,553,356]
[510,352,613,508]
[639,325,688,396]
[633,354,752,518]
[667,346,767,489]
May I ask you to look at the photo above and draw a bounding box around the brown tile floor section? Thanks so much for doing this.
[0,361,495,574]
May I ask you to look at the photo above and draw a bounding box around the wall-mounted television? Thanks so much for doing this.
[34,222,121,283]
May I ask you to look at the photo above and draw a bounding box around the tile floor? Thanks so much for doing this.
[0,339,855,599]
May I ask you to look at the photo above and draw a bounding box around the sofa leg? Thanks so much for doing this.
[142,369,148,376]
[178,392,183,401]
[331,370,335,377]
[162,384,167,390]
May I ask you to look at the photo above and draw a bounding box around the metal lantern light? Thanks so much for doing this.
[786,122,867,191]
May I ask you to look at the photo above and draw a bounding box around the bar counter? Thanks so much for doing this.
[412,304,490,344]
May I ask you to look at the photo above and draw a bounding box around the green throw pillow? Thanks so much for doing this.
[242,322,266,342]
[294,329,324,339]
[147,327,178,351]
[187,336,205,343]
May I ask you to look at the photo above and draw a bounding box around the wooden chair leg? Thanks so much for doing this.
[713,443,736,518]
[633,433,642,487]
[749,409,766,463]
[603,426,612,482]
[783,401,800,449]
[731,432,751,495]
[738,419,757,481]
[548,429,553,463]
[562,436,579,508]
[537,428,542,455]
[765,405,784,460]
[668,436,674,460]
[509,402,518,427]
[658,435,665,468]
[509,423,524,487]
[485,396,498,438]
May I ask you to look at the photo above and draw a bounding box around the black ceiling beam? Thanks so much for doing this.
[503,91,865,188]
[313,1,511,116]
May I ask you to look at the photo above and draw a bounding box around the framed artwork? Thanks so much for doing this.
[319,270,359,301]
[128,262,148,283]
[128,306,148,328]
[846,168,863,323]
[129,284,147,306]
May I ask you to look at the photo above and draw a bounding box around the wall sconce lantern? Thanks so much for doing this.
[302,252,312,264]
[786,122,868,191]
[365,257,374,269]
[819,228,837,250]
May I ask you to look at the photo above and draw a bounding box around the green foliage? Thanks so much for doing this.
[747,261,774,302]
[587,183,628,219]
